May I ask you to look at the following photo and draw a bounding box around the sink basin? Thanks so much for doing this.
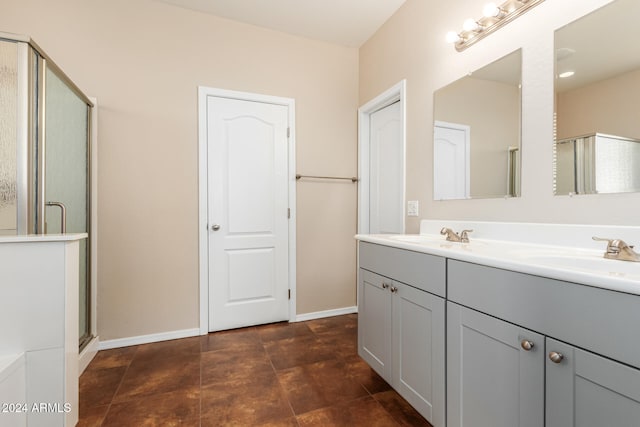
[385,234,444,244]
[515,251,640,278]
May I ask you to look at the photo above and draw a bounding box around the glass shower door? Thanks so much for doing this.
[0,40,18,234]
[43,64,91,348]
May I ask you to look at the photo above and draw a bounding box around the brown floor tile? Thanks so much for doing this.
[102,387,200,427]
[200,326,263,353]
[317,332,358,359]
[343,355,393,394]
[201,371,293,425]
[296,395,398,427]
[113,352,200,402]
[201,346,274,386]
[78,315,430,427]
[257,321,316,342]
[84,346,138,370]
[277,358,369,415]
[79,366,128,408]
[134,336,201,363]
[305,314,357,336]
[373,390,433,427]
[77,404,109,427]
[264,335,337,370]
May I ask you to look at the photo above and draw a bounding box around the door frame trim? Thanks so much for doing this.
[197,86,297,335]
[357,80,406,234]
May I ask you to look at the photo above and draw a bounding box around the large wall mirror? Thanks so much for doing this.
[433,49,522,200]
[554,0,640,195]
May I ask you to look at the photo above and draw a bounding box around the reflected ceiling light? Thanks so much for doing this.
[446,0,545,52]
[558,71,575,78]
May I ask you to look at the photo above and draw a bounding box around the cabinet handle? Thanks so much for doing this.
[520,340,535,351]
[390,286,398,293]
[382,283,389,289]
[549,351,564,364]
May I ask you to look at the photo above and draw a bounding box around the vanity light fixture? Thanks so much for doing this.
[447,0,545,52]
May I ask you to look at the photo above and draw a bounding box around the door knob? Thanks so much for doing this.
[549,351,564,364]
[211,224,221,231]
[520,340,535,351]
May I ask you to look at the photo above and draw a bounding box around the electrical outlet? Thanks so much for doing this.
[407,200,419,216]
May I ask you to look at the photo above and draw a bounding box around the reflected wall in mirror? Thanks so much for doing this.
[554,0,640,195]
[433,49,522,200]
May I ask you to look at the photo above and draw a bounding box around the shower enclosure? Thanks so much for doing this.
[0,33,94,350]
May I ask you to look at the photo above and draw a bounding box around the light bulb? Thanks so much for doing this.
[446,31,461,43]
[483,2,501,18]
[463,18,480,32]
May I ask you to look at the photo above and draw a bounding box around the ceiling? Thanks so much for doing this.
[154,0,406,47]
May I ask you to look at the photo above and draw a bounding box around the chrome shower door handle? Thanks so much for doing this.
[46,201,67,234]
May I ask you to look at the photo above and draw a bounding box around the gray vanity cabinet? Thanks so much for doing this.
[359,269,392,381]
[447,302,545,427]
[358,242,446,427]
[546,338,640,427]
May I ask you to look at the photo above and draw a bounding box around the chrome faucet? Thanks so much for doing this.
[441,227,473,243]
[592,237,640,262]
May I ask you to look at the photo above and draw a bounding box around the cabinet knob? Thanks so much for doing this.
[390,286,398,293]
[211,224,221,231]
[520,340,535,351]
[382,283,389,289]
[549,351,564,364]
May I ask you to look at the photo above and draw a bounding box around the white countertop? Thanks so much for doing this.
[356,231,640,297]
[0,233,88,243]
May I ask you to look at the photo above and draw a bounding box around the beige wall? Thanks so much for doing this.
[1,0,358,340]
[360,0,640,231]
[557,68,640,140]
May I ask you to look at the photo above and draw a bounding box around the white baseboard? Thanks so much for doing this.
[98,328,200,351]
[78,336,99,375]
[295,306,358,322]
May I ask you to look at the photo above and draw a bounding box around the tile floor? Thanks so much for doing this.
[78,314,432,426]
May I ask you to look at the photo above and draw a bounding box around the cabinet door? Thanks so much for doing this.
[358,269,392,382]
[392,282,445,427]
[546,338,640,427]
[447,302,544,427]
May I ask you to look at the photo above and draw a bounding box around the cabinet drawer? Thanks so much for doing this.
[448,259,640,369]
[359,242,445,297]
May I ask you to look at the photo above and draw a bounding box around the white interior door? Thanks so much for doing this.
[433,121,470,200]
[369,101,403,234]
[207,96,289,332]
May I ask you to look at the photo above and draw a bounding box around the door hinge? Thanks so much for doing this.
[287,127,290,138]
[288,289,291,300]
[287,208,290,219]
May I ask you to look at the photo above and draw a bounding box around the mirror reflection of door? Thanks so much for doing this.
[433,121,470,200]
[369,101,403,234]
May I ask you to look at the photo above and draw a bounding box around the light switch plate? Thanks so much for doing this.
[407,200,419,216]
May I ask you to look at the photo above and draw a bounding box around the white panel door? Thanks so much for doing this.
[433,121,470,200]
[369,101,403,234]
[207,96,289,332]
